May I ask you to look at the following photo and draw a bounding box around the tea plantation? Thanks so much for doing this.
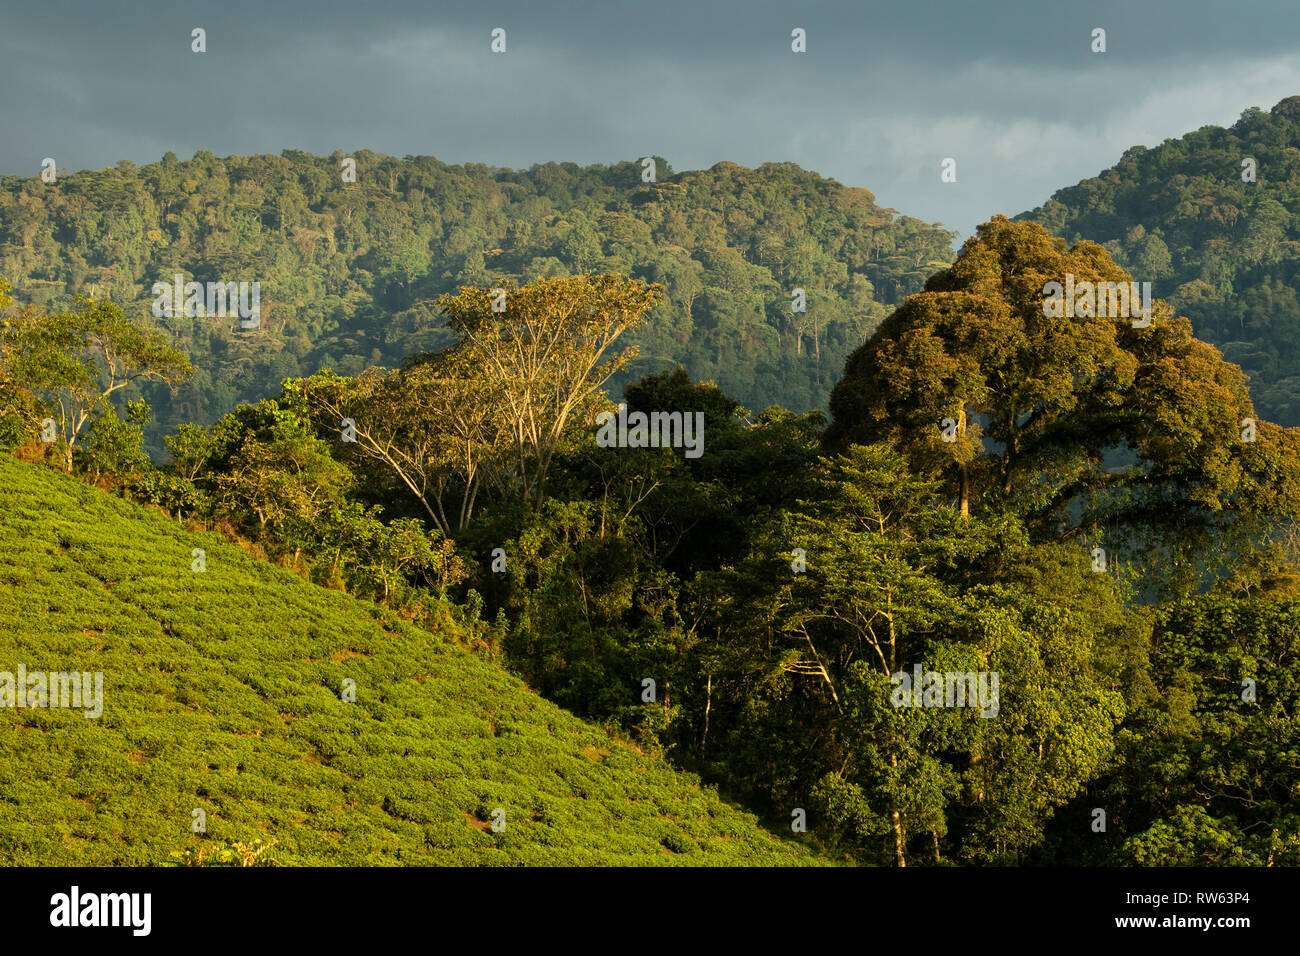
[0,455,821,866]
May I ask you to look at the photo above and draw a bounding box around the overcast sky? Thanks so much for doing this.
[3,0,1299,241]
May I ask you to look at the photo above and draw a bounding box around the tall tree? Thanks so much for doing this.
[0,293,190,471]
[826,216,1300,588]
[437,274,662,505]
[296,354,500,536]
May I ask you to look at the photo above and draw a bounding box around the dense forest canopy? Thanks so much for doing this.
[1019,95,1300,426]
[0,151,955,445]
[8,216,1298,864]
[5,99,1300,869]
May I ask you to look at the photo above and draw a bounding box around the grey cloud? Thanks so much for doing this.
[2,0,1298,240]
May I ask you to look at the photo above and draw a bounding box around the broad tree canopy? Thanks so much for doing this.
[826,217,1300,586]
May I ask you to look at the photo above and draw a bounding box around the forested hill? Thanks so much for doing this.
[0,151,955,435]
[1018,95,1300,426]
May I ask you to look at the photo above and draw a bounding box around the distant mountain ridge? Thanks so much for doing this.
[1019,95,1300,426]
[0,151,956,444]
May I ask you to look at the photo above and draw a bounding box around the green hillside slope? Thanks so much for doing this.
[0,454,820,866]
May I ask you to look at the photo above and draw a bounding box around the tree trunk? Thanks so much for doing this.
[891,753,907,867]
[893,810,907,867]
[957,406,970,517]
[1004,418,1017,495]
[702,673,712,750]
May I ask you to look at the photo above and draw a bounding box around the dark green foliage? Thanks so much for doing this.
[689,445,1125,865]
[0,382,40,452]
[455,372,826,754]
[1075,595,1300,866]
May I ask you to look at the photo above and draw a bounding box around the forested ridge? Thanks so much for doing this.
[12,97,1300,437]
[1020,95,1300,426]
[0,150,955,444]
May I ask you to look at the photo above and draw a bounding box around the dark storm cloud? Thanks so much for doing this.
[3,0,1299,239]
